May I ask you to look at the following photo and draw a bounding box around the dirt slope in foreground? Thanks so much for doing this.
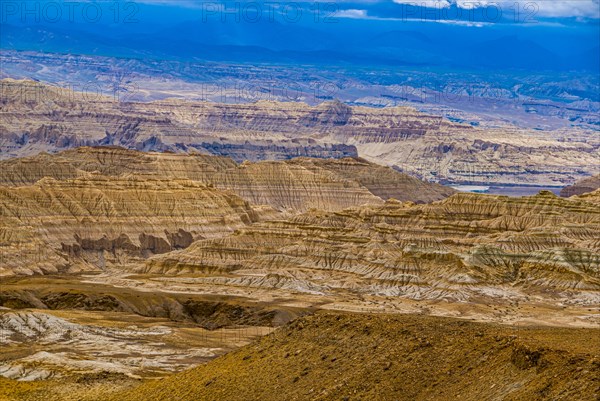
[108,312,600,401]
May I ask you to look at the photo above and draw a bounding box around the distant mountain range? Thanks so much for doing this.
[2,16,599,72]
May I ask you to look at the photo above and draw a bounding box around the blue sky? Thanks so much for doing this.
[1,0,598,71]
[134,0,600,22]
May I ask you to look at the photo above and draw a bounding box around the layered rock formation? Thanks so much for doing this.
[147,191,600,302]
[285,157,455,203]
[560,174,600,197]
[210,158,454,210]
[2,79,598,186]
[0,175,276,276]
[0,147,454,209]
[0,147,237,186]
[0,147,455,276]
[0,79,358,162]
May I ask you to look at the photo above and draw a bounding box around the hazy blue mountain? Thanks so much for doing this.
[1,1,598,72]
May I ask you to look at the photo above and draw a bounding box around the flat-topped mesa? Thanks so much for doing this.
[3,79,596,186]
[0,175,277,276]
[0,147,455,211]
[147,191,600,303]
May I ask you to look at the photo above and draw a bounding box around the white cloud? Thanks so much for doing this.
[455,0,600,18]
[536,1,600,18]
[133,0,600,19]
[393,0,452,7]
[336,9,370,19]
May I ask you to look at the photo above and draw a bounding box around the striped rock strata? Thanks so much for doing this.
[147,191,600,302]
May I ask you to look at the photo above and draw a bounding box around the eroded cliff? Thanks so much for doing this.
[2,79,597,186]
[0,175,275,276]
[147,191,600,303]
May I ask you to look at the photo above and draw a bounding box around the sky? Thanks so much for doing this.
[134,0,600,22]
[1,0,598,71]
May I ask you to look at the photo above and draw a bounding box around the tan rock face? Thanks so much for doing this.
[0,147,237,186]
[0,147,454,276]
[2,79,598,186]
[285,157,455,203]
[147,191,600,302]
[0,175,275,276]
[0,147,454,210]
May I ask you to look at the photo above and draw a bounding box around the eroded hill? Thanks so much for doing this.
[102,312,599,401]
[0,175,278,276]
[561,174,600,197]
[0,147,454,276]
[0,147,454,207]
[146,191,600,306]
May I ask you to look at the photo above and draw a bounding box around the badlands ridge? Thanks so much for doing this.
[1,146,598,310]
[2,79,598,186]
[0,144,598,398]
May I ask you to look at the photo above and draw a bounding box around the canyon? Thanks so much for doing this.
[1,83,599,399]
[2,8,599,400]
[1,146,598,398]
[2,79,598,187]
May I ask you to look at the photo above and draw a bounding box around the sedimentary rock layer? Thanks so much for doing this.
[0,147,454,209]
[0,148,456,276]
[2,79,597,186]
[0,175,276,276]
[147,191,600,301]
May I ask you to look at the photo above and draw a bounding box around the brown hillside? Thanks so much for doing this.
[109,312,600,401]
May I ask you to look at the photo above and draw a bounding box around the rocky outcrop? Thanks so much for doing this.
[560,174,600,197]
[147,191,600,302]
[1,79,597,186]
[0,175,277,276]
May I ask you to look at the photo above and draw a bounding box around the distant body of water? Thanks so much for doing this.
[450,185,563,197]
